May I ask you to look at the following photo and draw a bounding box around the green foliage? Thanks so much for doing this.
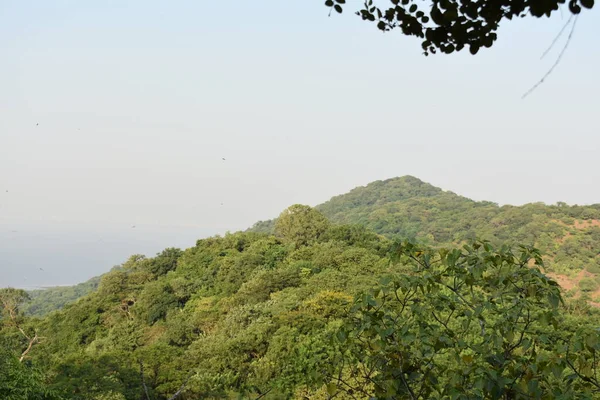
[233,266,302,305]
[324,0,593,55]
[146,248,183,277]
[320,224,390,256]
[135,281,179,325]
[0,349,62,400]
[0,290,59,399]
[323,242,596,398]
[579,278,599,293]
[23,276,101,317]
[31,177,600,317]
[4,177,600,399]
[275,204,331,247]
[0,288,43,362]
[0,288,30,316]
[2,222,395,399]
[252,176,600,298]
[5,223,600,399]
[248,219,276,234]
[586,263,600,274]
[49,353,139,400]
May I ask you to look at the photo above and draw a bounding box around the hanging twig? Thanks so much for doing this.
[522,16,579,99]
[540,15,573,60]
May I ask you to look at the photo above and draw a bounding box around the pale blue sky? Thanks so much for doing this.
[1,1,599,287]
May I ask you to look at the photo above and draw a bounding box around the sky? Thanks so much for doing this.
[1,1,599,288]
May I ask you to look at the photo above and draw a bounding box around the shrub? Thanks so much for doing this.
[587,264,600,274]
[578,278,599,293]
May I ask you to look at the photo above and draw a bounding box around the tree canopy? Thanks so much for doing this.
[325,242,600,399]
[252,177,600,301]
[324,0,594,55]
[275,204,331,247]
[3,207,600,398]
[6,178,600,399]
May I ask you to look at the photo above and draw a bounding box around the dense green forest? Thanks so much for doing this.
[3,177,600,399]
[252,176,600,300]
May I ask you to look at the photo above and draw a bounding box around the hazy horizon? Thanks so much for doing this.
[2,1,599,288]
[0,219,214,289]
[3,176,599,289]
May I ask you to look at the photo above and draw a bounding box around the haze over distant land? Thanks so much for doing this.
[0,221,212,289]
[3,175,600,290]
[1,2,599,288]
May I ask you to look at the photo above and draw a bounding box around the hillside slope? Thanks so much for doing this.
[26,176,600,317]
[22,276,101,317]
[4,209,600,399]
[252,176,600,294]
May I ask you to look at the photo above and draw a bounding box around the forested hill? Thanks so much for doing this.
[318,175,491,240]
[20,176,600,318]
[252,176,600,297]
[22,276,101,317]
[248,176,472,235]
[4,203,600,399]
[24,176,600,317]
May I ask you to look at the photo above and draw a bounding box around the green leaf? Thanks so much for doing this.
[326,383,338,396]
[505,330,514,343]
[585,333,598,350]
[552,364,564,379]
[548,294,560,308]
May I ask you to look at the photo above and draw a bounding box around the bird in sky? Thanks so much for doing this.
[222,158,226,161]
[36,123,39,126]
[39,268,44,271]
[131,225,136,228]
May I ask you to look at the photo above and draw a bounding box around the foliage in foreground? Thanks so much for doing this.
[325,242,600,399]
[0,337,61,399]
[323,0,594,55]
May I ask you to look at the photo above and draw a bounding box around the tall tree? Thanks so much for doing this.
[0,288,44,362]
[275,204,331,247]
